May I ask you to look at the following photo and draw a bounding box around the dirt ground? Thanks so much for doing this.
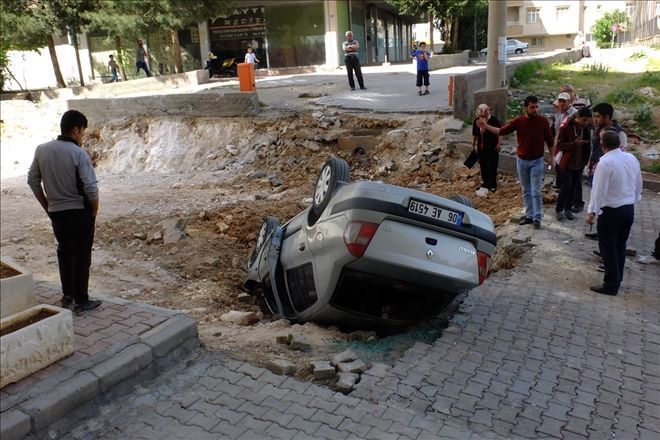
[1,101,556,380]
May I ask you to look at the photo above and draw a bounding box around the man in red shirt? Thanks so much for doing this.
[478,95,553,229]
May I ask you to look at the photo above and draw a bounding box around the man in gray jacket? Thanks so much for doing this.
[28,110,101,313]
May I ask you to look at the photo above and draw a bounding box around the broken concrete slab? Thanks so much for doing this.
[330,349,357,366]
[312,361,336,380]
[363,363,391,378]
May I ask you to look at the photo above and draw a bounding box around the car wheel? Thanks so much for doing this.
[515,49,523,54]
[312,157,350,218]
[449,194,475,208]
[248,216,279,269]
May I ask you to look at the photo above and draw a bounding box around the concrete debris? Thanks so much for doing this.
[289,334,310,352]
[638,87,656,97]
[316,114,340,129]
[216,221,230,233]
[198,211,207,220]
[220,310,260,326]
[163,228,187,244]
[237,292,252,303]
[133,232,146,240]
[269,175,284,187]
[476,187,490,197]
[250,170,267,179]
[330,349,357,366]
[302,140,321,151]
[265,359,295,376]
[226,144,239,155]
[302,197,313,204]
[335,373,359,393]
[276,335,290,345]
[626,248,637,257]
[337,359,366,374]
[312,361,336,380]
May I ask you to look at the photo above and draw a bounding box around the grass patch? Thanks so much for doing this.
[582,62,610,76]
[606,88,644,104]
[642,162,660,174]
[511,61,542,87]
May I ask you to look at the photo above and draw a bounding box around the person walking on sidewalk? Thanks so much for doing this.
[411,42,431,96]
[27,110,102,313]
[586,129,642,295]
[135,39,151,77]
[478,95,553,229]
[342,31,366,91]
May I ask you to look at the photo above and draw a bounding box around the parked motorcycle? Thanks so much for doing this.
[206,56,237,77]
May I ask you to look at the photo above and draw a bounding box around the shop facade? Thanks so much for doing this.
[199,0,416,69]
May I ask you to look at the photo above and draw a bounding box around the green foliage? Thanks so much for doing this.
[506,95,524,119]
[628,50,647,60]
[440,43,454,54]
[511,61,542,87]
[582,62,609,76]
[605,88,643,104]
[641,162,660,174]
[634,104,652,123]
[591,10,630,49]
[639,71,660,88]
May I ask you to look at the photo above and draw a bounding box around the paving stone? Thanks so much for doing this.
[264,359,296,376]
[330,350,357,366]
[337,360,366,374]
[287,415,322,435]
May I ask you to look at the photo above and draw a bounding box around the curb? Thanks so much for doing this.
[1,313,198,439]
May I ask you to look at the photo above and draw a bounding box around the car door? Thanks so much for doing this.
[506,40,515,54]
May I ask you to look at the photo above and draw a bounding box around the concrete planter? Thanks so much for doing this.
[1,304,74,388]
[0,257,35,319]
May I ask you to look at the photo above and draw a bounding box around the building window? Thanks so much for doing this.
[527,8,540,24]
[507,6,520,24]
[556,6,570,21]
[531,37,544,47]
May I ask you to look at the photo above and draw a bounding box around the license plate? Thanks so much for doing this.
[408,199,462,225]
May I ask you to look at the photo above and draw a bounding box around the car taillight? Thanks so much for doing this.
[344,221,379,257]
[477,251,490,284]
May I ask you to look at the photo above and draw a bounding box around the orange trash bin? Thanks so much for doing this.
[237,63,256,92]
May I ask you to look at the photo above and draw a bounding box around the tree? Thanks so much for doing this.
[85,0,231,75]
[387,0,487,51]
[0,0,66,88]
[592,10,630,49]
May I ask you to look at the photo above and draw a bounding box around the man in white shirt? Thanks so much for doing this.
[342,31,366,91]
[586,129,642,295]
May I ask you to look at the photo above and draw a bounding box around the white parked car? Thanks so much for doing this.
[480,39,529,56]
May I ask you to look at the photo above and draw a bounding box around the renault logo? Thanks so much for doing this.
[426,249,434,258]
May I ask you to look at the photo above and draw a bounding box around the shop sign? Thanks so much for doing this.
[210,6,266,39]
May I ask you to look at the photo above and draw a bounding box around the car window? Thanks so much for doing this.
[507,41,514,46]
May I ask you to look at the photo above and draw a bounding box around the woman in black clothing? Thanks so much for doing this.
[472,104,502,192]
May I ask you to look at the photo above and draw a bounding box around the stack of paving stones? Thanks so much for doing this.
[0,283,198,440]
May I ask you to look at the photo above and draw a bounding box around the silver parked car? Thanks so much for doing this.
[245,157,496,328]
[479,38,529,56]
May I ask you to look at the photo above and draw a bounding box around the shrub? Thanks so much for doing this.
[640,71,660,88]
[605,88,643,104]
[591,10,630,49]
[582,62,609,76]
[634,104,652,123]
[628,50,647,60]
[512,61,542,86]
[441,44,454,54]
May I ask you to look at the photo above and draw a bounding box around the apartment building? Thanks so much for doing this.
[505,0,657,52]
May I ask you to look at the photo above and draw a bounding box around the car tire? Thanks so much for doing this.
[449,194,475,208]
[248,216,279,269]
[311,157,350,219]
[515,49,523,54]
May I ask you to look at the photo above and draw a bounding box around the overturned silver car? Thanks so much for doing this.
[245,157,496,328]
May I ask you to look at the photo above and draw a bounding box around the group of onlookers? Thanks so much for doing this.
[473,85,655,296]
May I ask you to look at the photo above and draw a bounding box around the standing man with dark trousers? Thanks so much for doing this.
[342,31,366,91]
[28,110,102,313]
[586,130,642,296]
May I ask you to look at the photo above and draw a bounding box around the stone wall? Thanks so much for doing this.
[67,92,260,124]
[453,50,583,121]
[428,50,470,70]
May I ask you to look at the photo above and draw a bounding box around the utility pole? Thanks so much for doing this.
[486,0,506,90]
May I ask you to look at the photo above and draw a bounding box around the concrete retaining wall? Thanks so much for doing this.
[428,50,469,70]
[67,92,260,124]
[32,70,210,101]
[453,50,583,121]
